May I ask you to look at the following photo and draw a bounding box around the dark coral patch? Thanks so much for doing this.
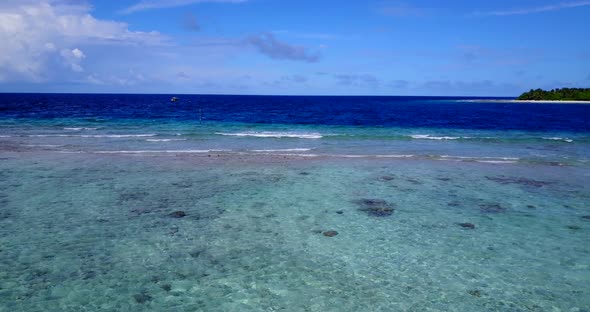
[82,271,96,280]
[323,230,339,237]
[169,211,186,218]
[355,199,395,217]
[458,223,475,229]
[133,293,153,304]
[406,178,422,185]
[479,203,507,214]
[468,290,482,297]
[118,191,149,202]
[0,211,13,220]
[485,176,552,187]
[171,180,193,188]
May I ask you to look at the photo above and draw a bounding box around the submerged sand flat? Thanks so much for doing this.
[0,150,589,312]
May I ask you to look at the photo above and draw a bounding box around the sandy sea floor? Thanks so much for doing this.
[0,151,589,311]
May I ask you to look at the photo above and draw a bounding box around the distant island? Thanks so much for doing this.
[517,88,590,101]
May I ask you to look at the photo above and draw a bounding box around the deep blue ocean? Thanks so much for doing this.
[1,94,589,311]
[1,93,589,131]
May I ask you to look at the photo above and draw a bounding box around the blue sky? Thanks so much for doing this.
[0,0,589,96]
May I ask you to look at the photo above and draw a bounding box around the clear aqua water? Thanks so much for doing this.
[1,95,589,311]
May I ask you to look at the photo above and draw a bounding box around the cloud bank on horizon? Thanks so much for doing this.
[0,0,588,96]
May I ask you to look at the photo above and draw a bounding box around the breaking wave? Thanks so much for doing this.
[63,127,98,131]
[28,134,157,138]
[216,131,323,139]
[145,139,187,142]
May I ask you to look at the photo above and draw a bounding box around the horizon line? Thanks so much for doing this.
[0,92,516,98]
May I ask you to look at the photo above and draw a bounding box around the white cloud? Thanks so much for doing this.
[44,42,57,51]
[477,1,590,16]
[85,74,104,85]
[71,48,85,59]
[121,0,247,14]
[60,48,86,72]
[0,1,166,81]
[0,1,322,92]
[81,69,147,86]
[245,33,321,63]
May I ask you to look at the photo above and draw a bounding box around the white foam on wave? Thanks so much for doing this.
[250,148,313,152]
[94,149,230,154]
[410,134,576,143]
[475,160,518,164]
[23,144,63,147]
[216,131,323,139]
[439,155,520,164]
[328,154,415,158]
[0,135,11,138]
[411,134,469,140]
[255,153,415,159]
[146,139,187,142]
[274,153,321,157]
[440,155,519,161]
[86,134,157,138]
[29,134,156,138]
[64,127,98,131]
[542,137,573,143]
[375,154,415,158]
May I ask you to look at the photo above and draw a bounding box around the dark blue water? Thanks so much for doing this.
[1,93,589,132]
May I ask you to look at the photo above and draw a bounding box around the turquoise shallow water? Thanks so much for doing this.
[1,103,590,311]
[1,146,589,311]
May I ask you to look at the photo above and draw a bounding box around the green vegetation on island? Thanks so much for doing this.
[517,88,590,101]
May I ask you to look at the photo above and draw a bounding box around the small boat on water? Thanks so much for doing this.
[170,97,179,102]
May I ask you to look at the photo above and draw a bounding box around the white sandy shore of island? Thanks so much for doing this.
[458,99,590,104]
